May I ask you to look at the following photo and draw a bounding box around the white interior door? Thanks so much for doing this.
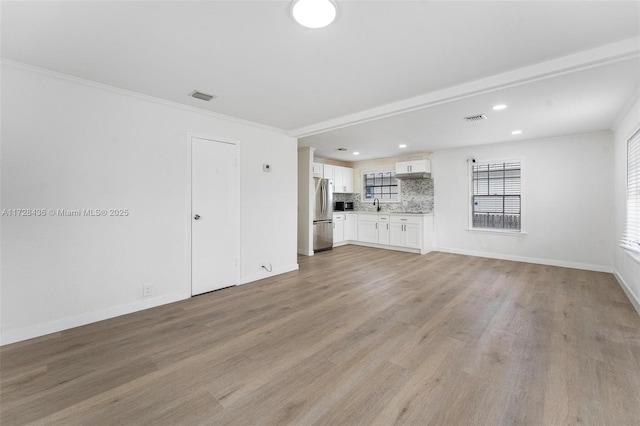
[191,137,238,295]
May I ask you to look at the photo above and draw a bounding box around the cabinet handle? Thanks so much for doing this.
[376,223,378,229]
[387,224,389,230]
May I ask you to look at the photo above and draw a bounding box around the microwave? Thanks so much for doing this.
[335,201,354,211]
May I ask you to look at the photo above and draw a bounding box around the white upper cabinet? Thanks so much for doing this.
[395,159,431,174]
[333,166,354,193]
[342,167,354,193]
[333,166,344,193]
[315,162,354,193]
[323,164,335,182]
[312,162,323,178]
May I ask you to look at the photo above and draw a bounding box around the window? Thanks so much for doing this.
[363,171,398,201]
[622,129,640,254]
[471,160,521,231]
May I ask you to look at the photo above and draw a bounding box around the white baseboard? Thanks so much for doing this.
[1,262,301,346]
[348,241,422,254]
[434,247,612,273]
[614,270,640,317]
[0,291,188,346]
[240,263,299,285]
[297,248,313,256]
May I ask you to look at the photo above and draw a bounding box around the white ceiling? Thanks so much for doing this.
[2,1,640,160]
[301,57,640,160]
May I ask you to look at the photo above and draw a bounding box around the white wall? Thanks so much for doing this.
[432,132,614,271]
[297,148,314,256]
[613,96,640,313]
[0,62,298,344]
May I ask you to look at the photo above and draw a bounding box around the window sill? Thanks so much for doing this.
[621,246,640,265]
[467,228,527,236]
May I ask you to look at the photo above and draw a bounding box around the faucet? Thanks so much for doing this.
[373,198,381,212]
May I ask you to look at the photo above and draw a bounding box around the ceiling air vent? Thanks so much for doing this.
[463,114,487,122]
[189,90,216,102]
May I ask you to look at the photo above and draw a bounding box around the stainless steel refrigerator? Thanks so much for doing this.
[313,177,333,252]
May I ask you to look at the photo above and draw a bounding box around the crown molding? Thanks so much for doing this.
[1,59,290,136]
[290,37,640,138]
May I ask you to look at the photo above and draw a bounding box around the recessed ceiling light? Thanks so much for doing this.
[353,152,360,156]
[492,104,508,111]
[399,144,407,148]
[291,0,337,29]
[512,130,522,135]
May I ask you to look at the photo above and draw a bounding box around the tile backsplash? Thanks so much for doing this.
[335,178,434,213]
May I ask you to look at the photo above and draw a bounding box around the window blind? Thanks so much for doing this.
[472,161,521,231]
[622,129,640,254]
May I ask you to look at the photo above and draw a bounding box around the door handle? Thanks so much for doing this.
[194,214,201,220]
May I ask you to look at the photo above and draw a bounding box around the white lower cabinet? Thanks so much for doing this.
[378,215,390,245]
[405,223,421,248]
[389,223,404,246]
[390,216,422,249]
[345,213,358,241]
[335,213,359,247]
[357,214,379,243]
[333,213,345,246]
[352,213,433,254]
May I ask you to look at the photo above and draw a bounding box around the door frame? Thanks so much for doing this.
[185,132,241,297]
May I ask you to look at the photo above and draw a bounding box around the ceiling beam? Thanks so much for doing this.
[290,37,640,139]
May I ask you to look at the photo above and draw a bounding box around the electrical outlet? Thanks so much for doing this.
[142,284,153,297]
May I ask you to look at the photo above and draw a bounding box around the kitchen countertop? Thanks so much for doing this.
[334,211,433,215]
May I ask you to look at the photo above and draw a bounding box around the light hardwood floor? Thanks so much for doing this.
[2,247,639,425]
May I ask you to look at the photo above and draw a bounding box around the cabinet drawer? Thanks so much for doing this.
[390,215,423,224]
[333,213,346,221]
[378,215,390,221]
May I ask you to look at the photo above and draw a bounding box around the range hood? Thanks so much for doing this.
[395,159,431,179]
[394,171,431,180]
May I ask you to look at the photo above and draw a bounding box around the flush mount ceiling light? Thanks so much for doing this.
[492,104,508,111]
[399,144,407,148]
[291,0,337,29]
[512,130,523,135]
